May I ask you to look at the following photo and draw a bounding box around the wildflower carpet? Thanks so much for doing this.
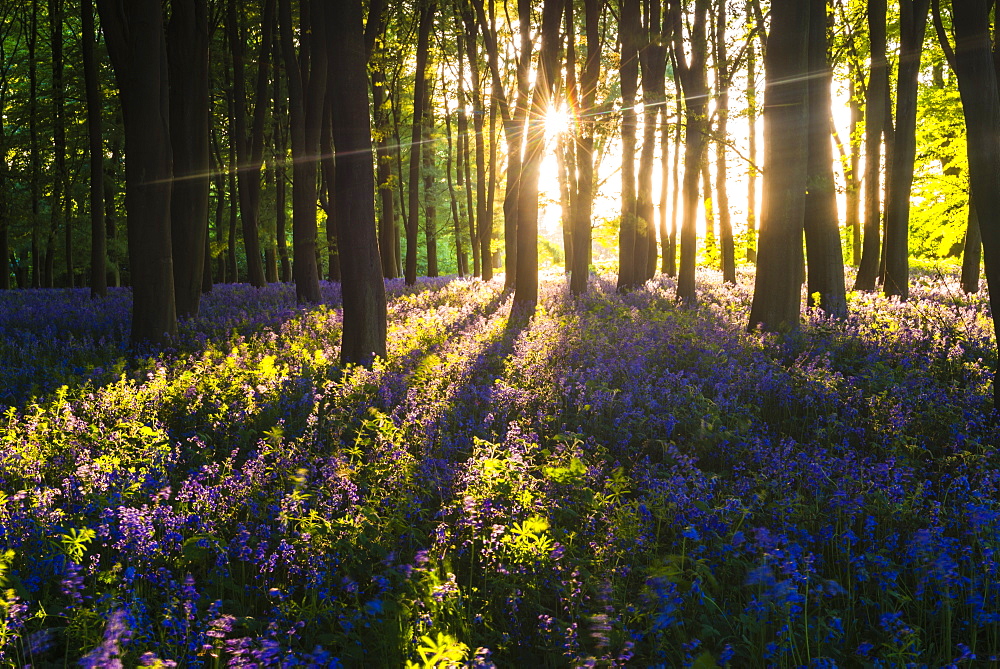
[0,268,998,667]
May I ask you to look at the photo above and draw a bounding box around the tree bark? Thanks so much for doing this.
[670,0,711,302]
[279,0,325,303]
[167,0,211,317]
[803,0,846,318]
[747,0,810,332]
[883,0,930,300]
[854,0,888,290]
[228,0,272,288]
[82,0,106,298]
[961,195,982,294]
[50,0,69,287]
[97,0,178,344]
[369,4,398,279]
[513,0,562,307]
[405,0,435,285]
[423,98,439,277]
[713,0,735,283]
[328,0,387,365]
[617,0,641,291]
[951,0,1000,409]
[637,0,666,283]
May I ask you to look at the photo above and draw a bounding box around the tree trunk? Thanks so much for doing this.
[328,0,387,365]
[961,194,982,294]
[746,0,758,264]
[854,0,888,291]
[168,0,211,317]
[803,0,846,318]
[951,0,1000,409]
[279,0,325,303]
[667,61,682,276]
[228,0,271,288]
[82,0,106,298]
[671,0,711,302]
[405,0,435,285]
[273,32,291,283]
[568,0,601,295]
[747,0,810,332]
[883,0,930,300]
[455,36,478,276]
[617,0,641,291]
[370,14,398,279]
[97,0,178,344]
[28,1,39,288]
[444,91,466,277]
[50,0,69,287]
[636,0,665,283]
[713,0,735,283]
[461,10,491,281]
[513,0,562,307]
[423,99,438,277]
[847,66,862,266]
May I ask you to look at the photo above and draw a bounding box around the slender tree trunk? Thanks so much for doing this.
[570,0,600,293]
[97,0,178,344]
[82,0,106,298]
[28,1,39,288]
[951,0,1000,408]
[423,99,438,277]
[328,0,387,365]
[961,194,982,293]
[50,0,69,287]
[617,0,641,291]
[671,0,711,303]
[280,0,326,303]
[854,0,888,290]
[713,0,735,283]
[226,79,240,283]
[273,31,291,283]
[636,0,665,282]
[513,0,561,306]
[444,91,466,277]
[883,0,930,300]
[747,0,810,332]
[228,0,271,288]
[455,36,479,276]
[319,96,340,281]
[746,0,758,264]
[667,61,682,276]
[371,24,398,279]
[847,66,862,265]
[803,0,846,317]
[168,0,211,317]
[462,12,491,281]
[405,0,435,285]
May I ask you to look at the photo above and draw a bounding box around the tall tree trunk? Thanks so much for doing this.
[513,0,562,306]
[455,37,479,276]
[273,31,291,283]
[168,0,211,317]
[279,0,326,303]
[747,0,810,332]
[667,61,682,276]
[328,0,387,365]
[370,13,398,279]
[28,1,39,288]
[847,66,862,266]
[226,77,240,283]
[443,91,466,277]
[423,98,438,277]
[617,0,641,291]
[745,0,758,264]
[713,0,735,283]
[319,96,340,281]
[508,0,534,288]
[97,0,178,344]
[854,0,888,291]
[883,0,930,300]
[82,0,105,298]
[671,0,711,302]
[570,0,601,295]
[405,0,435,285]
[951,0,1000,408]
[803,0,846,317]
[228,0,272,288]
[462,10,491,281]
[961,195,982,293]
[50,0,69,287]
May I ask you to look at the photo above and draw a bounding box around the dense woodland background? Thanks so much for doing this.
[0,0,998,352]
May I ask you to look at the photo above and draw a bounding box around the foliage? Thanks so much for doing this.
[0,269,995,666]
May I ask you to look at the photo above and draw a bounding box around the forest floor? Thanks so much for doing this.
[0,265,998,667]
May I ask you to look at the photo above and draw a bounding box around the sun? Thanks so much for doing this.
[543,104,573,137]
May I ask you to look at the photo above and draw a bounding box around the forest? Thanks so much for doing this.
[1,0,1000,666]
